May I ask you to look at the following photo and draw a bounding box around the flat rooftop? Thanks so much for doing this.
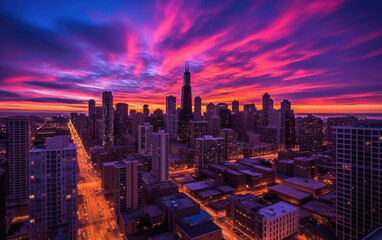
[283,177,327,190]
[120,204,163,224]
[174,176,196,184]
[227,193,266,212]
[143,181,178,192]
[180,220,221,239]
[278,159,294,164]
[302,200,334,218]
[177,210,212,227]
[268,184,312,200]
[184,181,211,192]
[149,232,176,240]
[362,226,382,240]
[294,156,317,162]
[217,185,235,193]
[157,193,199,211]
[258,201,299,220]
[198,189,221,199]
[239,169,263,177]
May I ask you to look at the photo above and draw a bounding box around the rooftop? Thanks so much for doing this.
[278,159,294,164]
[174,176,196,184]
[294,156,317,162]
[179,220,221,239]
[157,193,199,211]
[283,177,327,190]
[197,189,221,199]
[239,169,263,177]
[177,210,212,227]
[268,184,312,200]
[143,181,178,192]
[361,226,382,240]
[149,232,176,240]
[227,193,266,212]
[119,204,163,225]
[184,181,211,192]
[302,200,334,218]
[217,185,235,193]
[258,201,299,220]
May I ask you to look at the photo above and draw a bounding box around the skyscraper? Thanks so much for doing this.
[243,103,256,133]
[88,99,96,140]
[232,100,239,113]
[6,116,32,204]
[194,135,225,176]
[166,95,178,139]
[178,63,194,144]
[113,159,143,222]
[181,63,192,114]
[143,104,150,119]
[281,100,291,112]
[262,93,273,126]
[335,121,382,240]
[138,123,153,154]
[190,120,209,147]
[29,136,78,240]
[151,130,169,181]
[219,128,238,160]
[102,91,114,145]
[298,114,323,153]
[114,103,128,144]
[194,96,202,120]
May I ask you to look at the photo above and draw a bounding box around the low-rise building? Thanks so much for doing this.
[282,177,328,196]
[268,184,312,205]
[142,181,179,205]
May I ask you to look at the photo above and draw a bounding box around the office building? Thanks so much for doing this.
[232,100,239,113]
[151,130,169,182]
[29,136,78,240]
[298,114,323,153]
[189,120,208,147]
[281,100,291,112]
[6,116,32,204]
[143,104,150,119]
[138,123,153,154]
[102,91,114,145]
[88,99,96,140]
[115,103,128,144]
[243,103,256,133]
[262,93,273,126]
[293,156,319,179]
[194,135,225,176]
[219,128,238,160]
[194,96,202,120]
[335,123,382,239]
[113,159,143,222]
[166,95,178,139]
[142,181,178,205]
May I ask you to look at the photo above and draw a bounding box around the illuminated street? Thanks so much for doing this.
[68,120,123,240]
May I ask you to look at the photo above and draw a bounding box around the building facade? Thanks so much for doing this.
[151,130,169,182]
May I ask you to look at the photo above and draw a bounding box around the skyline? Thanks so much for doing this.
[1,0,382,113]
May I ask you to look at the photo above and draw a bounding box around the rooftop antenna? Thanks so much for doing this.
[185,61,189,72]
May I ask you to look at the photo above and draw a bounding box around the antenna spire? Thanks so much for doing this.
[185,62,189,72]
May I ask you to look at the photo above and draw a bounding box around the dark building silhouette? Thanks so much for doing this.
[102,91,114,145]
[232,100,239,113]
[143,104,150,120]
[150,108,165,131]
[262,93,273,126]
[88,99,96,140]
[179,63,194,144]
[194,96,202,120]
[114,103,129,144]
[0,167,6,240]
[166,95,178,139]
[298,114,323,153]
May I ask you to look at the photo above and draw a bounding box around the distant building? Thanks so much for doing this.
[262,93,273,126]
[142,181,178,205]
[29,136,78,240]
[280,99,291,112]
[138,123,153,154]
[293,156,319,179]
[276,159,294,176]
[298,114,323,153]
[143,104,150,119]
[166,95,178,139]
[219,128,238,160]
[179,64,194,144]
[114,103,129,144]
[194,136,225,177]
[335,123,382,240]
[151,130,169,181]
[194,96,202,120]
[6,116,32,204]
[232,100,239,113]
[102,91,114,145]
[113,159,143,222]
[88,99,96,140]
[189,120,208,147]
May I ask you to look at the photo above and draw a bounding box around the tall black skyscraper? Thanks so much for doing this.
[262,93,273,126]
[102,91,114,145]
[178,63,194,144]
[181,63,192,114]
[88,99,96,140]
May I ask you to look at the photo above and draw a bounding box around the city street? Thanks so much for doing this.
[68,120,123,240]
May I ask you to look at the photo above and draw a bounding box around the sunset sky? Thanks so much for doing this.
[0,0,381,113]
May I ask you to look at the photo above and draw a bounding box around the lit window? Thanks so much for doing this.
[29,219,35,223]
[66,195,71,199]
[30,175,34,180]
[30,161,34,165]
[29,195,35,199]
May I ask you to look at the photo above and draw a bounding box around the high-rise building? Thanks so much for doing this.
[102,91,114,145]
[113,159,143,222]
[151,108,165,131]
[181,63,192,114]
[88,99,96,140]
[232,100,239,113]
[262,93,273,126]
[143,104,150,119]
[194,135,225,176]
[194,96,202,120]
[284,110,296,149]
[281,100,291,112]
[138,123,153,154]
[298,114,323,153]
[151,130,169,181]
[29,136,78,240]
[6,116,32,204]
[0,167,6,240]
[115,103,128,144]
[209,115,221,137]
[190,120,209,147]
[179,64,194,144]
[243,103,256,133]
[166,95,178,139]
[219,128,238,160]
[335,122,382,240]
